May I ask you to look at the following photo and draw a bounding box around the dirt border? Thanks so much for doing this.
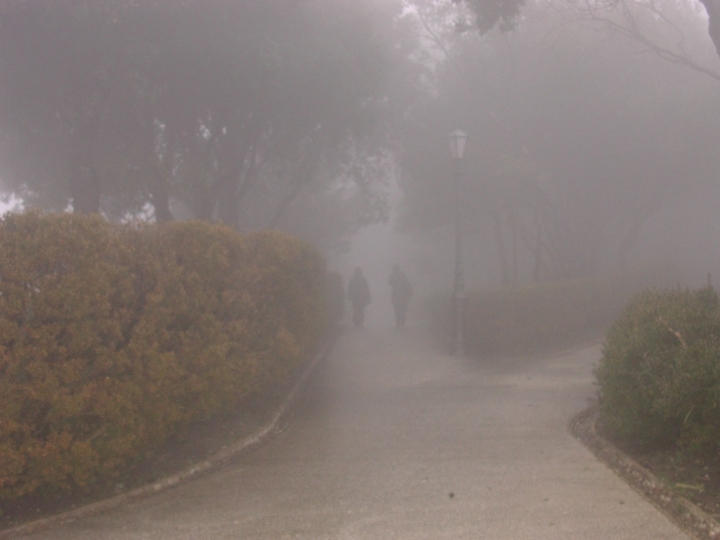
[569,406,720,540]
[0,334,339,540]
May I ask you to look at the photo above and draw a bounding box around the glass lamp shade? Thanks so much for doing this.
[447,129,468,160]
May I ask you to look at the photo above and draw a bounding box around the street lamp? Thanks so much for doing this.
[447,129,467,356]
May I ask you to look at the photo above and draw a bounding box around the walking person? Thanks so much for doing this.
[388,264,412,329]
[347,267,371,329]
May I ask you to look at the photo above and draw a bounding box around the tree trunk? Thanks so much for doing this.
[216,124,268,229]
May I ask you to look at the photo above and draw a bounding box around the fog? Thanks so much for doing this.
[396,0,720,295]
[1,0,720,305]
[5,1,720,532]
[329,173,421,327]
[332,223,409,328]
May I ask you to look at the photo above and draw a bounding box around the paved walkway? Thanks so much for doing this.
[24,327,688,539]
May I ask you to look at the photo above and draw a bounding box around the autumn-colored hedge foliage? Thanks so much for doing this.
[0,213,326,501]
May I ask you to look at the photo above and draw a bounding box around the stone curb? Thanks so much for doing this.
[0,334,339,539]
[569,406,720,540]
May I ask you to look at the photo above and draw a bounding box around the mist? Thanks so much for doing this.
[4,0,720,534]
[1,0,720,310]
[330,175,423,328]
[396,0,720,298]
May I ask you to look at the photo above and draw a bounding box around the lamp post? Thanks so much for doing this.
[447,129,467,356]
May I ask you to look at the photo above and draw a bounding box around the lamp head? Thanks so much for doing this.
[447,129,468,160]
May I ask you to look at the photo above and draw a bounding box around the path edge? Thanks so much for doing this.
[569,406,720,540]
[0,331,341,539]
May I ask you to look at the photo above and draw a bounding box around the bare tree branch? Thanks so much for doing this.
[571,0,720,81]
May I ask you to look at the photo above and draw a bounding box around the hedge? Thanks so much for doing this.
[595,285,720,456]
[0,212,326,500]
[428,273,657,356]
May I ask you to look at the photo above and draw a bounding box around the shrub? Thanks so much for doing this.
[595,285,720,455]
[240,229,327,386]
[0,213,326,500]
[428,273,655,356]
[0,213,140,497]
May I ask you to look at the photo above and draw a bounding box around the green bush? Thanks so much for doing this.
[0,213,326,500]
[595,285,720,456]
[428,273,654,356]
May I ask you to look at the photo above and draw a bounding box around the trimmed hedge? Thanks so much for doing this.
[595,285,720,456]
[428,273,655,356]
[0,213,326,500]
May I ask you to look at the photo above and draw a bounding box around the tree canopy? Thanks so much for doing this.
[2,0,720,277]
[458,0,720,59]
[0,0,403,251]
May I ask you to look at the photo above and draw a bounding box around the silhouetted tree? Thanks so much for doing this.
[0,0,402,251]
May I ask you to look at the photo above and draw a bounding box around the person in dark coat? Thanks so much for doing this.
[388,264,412,328]
[347,267,371,329]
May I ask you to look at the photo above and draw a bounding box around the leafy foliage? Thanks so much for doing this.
[0,0,399,250]
[596,286,720,457]
[0,212,326,500]
[456,0,525,33]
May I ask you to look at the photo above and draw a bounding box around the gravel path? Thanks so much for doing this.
[21,327,689,539]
